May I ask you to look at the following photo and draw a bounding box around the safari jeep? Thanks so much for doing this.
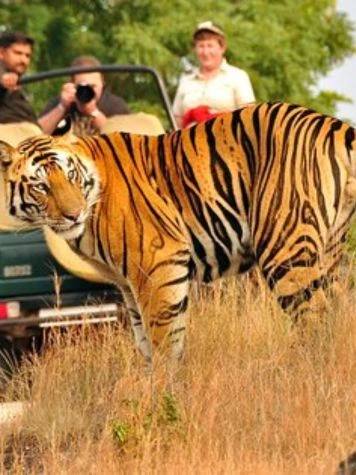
[0,64,176,371]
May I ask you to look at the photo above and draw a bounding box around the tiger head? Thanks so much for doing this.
[0,135,100,240]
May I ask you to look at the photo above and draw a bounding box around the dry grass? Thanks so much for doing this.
[1,274,356,474]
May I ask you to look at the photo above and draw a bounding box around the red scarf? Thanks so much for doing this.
[182,105,222,128]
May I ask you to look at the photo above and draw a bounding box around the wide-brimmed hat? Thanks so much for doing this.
[193,21,225,39]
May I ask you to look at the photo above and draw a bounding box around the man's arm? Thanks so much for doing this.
[0,63,20,91]
[0,72,19,91]
[38,82,76,134]
[232,69,256,106]
[172,79,186,129]
[38,100,67,134]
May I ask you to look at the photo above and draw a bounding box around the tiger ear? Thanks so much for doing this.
[0,140,15,170]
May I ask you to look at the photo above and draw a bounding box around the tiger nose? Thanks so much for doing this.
[63,209,82,222]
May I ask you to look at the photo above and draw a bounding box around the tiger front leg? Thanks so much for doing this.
[120,282,153,366]
[130,248,192,365]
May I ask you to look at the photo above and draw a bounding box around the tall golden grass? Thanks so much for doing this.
[1,273,356,474]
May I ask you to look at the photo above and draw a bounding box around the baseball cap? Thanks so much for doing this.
[193,21,225,39]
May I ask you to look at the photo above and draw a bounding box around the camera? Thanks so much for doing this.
[75,84,95,104]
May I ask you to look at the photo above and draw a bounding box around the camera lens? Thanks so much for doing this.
[75,84,95,104]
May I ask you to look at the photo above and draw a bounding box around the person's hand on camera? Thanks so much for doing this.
[59,82,76,110]
[0,72,20,91]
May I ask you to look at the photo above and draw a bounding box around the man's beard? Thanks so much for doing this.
[13,64,26,75]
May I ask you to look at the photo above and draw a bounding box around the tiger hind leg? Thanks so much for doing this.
[262,214,355,320]
[260,255,329,321]
[323,202,356,299]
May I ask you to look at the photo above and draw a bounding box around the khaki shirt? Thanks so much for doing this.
[173,59,255,121]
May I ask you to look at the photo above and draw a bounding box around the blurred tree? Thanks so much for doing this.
[0,0,353,118]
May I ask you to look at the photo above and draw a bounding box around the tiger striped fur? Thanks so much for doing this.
[0,102,355,363]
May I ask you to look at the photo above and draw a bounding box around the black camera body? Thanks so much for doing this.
[75,84,95,104]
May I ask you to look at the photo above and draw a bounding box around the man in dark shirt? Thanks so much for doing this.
[38,55,130,136]
[0,31,37,124]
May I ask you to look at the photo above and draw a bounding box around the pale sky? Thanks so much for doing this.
[319,0,356,124]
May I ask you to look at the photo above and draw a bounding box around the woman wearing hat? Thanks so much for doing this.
[173,21,255,128]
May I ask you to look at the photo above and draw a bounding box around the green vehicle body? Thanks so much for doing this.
[0,229,118,314]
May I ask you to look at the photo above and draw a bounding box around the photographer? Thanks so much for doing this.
[38,55,129,136]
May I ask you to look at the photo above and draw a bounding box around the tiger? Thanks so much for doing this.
[0,101,355,364]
